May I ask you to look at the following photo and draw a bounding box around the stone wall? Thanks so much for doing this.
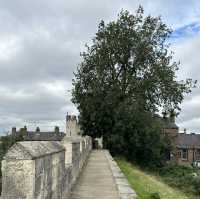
[61,136,92,186]
[1,136,92,199]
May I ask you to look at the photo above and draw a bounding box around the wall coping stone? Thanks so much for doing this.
[4,141,65,160]
[105,151,138,199]
[62,136,85,143]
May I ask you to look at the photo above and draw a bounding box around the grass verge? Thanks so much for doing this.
[116,158,199,199]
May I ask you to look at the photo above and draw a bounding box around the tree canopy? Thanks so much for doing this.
[72,7,196,167]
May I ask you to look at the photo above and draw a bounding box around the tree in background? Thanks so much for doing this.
[72,7,196,167]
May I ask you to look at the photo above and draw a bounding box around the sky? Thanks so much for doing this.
[0,0,200,134]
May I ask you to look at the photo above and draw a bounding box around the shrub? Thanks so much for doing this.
[150,192,161,199]
[159,164,200,195]
[192,177,200,195]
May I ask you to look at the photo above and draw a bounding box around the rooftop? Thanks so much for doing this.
[176,133,200,148]
[12,126,66,141]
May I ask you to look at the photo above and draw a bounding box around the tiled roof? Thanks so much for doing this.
[176,133,200,148]
[23,131,65,141]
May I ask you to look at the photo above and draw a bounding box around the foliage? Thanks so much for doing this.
[116,158,199,199]
[104,107,172,167]
[0,134,24,163]
[150,192,161,199]
[192,178,200,195]
[159,164,200,196]
[72,7,196,167]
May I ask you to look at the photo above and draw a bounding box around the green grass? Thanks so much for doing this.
[116,159,199,199]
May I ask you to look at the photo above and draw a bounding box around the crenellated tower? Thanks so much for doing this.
[66,114,81,137]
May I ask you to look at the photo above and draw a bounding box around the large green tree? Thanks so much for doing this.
[72,7,195,167]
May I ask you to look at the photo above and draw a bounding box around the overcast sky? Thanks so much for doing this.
[0,0,200,134]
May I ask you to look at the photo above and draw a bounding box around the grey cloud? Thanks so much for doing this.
[1,0,123,132]
[174,36,200,81]
[0,0,200,133]
[137,0,200,28]
[171,35,200,132]
[178,118,200,133]
[0,83,66,119]
[0,35,80,85]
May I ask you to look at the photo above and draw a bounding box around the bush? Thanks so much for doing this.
[150,192,161,199]
[159,164,200,196]
[160,164,195,177]
[192,177,200,195]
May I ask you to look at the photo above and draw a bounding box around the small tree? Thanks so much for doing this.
[72,7,196,166]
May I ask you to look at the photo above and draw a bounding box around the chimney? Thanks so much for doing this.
[55,126,59,133]
[12,127,17,136]
[23,126,27,132]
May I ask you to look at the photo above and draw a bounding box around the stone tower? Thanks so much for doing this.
[66,114,81,137]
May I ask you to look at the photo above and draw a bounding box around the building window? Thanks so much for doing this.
[182,149,188,160]
[196,149,200,161]
[177,151,181,158]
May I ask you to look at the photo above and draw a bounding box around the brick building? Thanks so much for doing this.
[163,113,200,166]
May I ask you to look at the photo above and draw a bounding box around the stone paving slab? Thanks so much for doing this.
[70,150,120,199]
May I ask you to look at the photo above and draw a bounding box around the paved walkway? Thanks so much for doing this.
[70,150,120,199]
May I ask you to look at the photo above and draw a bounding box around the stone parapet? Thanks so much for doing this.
[1,136,92,199]
[62,136,92,185]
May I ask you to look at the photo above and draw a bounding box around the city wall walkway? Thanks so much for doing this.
[1,138,137,199]
[70,150,120,199]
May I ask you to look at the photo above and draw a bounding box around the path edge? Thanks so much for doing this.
[105,150,138,199]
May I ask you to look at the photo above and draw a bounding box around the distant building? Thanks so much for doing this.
[10,114,82,142]
[162,113,200,166]
[66,114,81,137]
[11,126,65,141]
[175,133,200,166]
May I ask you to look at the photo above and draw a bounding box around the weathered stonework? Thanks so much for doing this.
[66,115,81,136]
[105,151,138,199]
[2,159,35,199]
[1,137,92,199]
[61,136,92,186]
